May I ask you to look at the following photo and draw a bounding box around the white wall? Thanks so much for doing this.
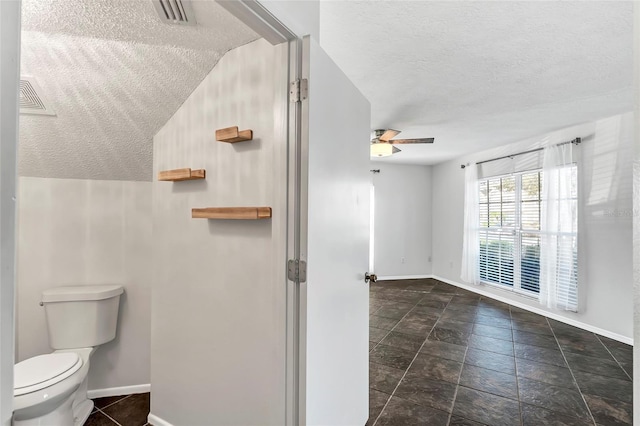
[432,113,634,341]
[16,177,152,391]
[258,0,319,40]
[372,163,432,278]
[150,39,289,425]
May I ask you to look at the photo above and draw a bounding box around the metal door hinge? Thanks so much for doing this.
[288,259,307,283]
[290,79,308,103]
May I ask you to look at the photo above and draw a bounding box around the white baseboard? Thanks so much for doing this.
[432,275,634,346]
[148,413,174,426]
[87,384,150,399]
[377,274,433,281]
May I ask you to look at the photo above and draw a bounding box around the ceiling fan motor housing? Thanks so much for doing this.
[373,129,387,139]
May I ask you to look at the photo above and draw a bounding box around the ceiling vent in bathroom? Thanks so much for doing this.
[19,77,56,116]
[152,0,197,26]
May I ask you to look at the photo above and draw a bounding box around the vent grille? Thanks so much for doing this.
[152,0,196,26]
[20,77,55,116]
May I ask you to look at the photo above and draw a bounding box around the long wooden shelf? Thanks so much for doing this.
[158,168,206,182]
[215,126,253,143]
[192,207,272,220]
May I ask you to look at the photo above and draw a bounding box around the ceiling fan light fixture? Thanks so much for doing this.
[370,128,433,158]
[370,143,398,157]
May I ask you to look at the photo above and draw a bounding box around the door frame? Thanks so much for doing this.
[0,1,22,424]
[5,0,305,423]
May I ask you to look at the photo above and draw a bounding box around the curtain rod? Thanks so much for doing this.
[460,137,581,169]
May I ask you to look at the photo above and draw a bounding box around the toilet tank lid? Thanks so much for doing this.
[42,285,124,303]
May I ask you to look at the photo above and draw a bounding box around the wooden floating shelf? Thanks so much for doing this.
[215,126,253,143]
[158,168,206,182]
[192,207,272,220]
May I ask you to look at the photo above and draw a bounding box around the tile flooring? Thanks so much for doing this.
[81,278,632,425]
[85,393,150,426]
[369,279,633,426]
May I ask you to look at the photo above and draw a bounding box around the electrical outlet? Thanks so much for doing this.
[449,261,453,268]
[401,257,405,264]
[428,256,432,262]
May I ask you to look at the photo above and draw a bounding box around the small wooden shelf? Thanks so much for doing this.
[158,168,206,182]
[216,126,253,143]
[192,207,272,220]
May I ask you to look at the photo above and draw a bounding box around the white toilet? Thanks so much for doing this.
[13,285,124,426]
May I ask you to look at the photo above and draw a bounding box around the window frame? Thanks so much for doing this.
[478,168,547,298]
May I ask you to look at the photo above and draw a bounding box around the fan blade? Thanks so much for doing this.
[393,146,401,154]
[380,129,401,142]
[389,138,434,144]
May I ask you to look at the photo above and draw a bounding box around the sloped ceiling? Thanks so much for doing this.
[20,0,258,181]
[319,1,633,165]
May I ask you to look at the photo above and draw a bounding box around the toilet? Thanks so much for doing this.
[13,285,124,426]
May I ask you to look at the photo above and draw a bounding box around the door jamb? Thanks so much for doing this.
[0,1,22,424]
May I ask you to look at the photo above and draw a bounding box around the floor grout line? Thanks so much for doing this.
[95,407,124,426]
[511,316,606,421]
[444,343,470,425]
[593,333,634,382]
[96,394,132,412]
[371,289,454,426]
[369,288,435,353]
[545,317,598,426]
[369,281,633,425]
[509,306,524,426]
[440,299,522,424]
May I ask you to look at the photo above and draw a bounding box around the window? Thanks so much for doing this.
[478,168,577,297]
[478,176,516,287]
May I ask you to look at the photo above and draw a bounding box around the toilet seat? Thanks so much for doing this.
[14,353,82,396]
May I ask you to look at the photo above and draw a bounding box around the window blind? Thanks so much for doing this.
[477,168,577,305]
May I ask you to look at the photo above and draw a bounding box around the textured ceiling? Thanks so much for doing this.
[319,1,634,165]
[20,0,257,181]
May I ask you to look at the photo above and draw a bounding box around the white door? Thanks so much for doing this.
[299,36,371,425]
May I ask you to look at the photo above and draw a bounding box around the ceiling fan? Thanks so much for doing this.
[370,129,434,157]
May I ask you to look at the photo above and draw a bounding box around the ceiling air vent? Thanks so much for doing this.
[20,77,56,116]
[152,0,197,26]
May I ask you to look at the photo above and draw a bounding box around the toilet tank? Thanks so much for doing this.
[41,285,124,350]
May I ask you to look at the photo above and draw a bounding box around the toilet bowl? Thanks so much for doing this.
[13,285,123,426]
[13,348,94,426]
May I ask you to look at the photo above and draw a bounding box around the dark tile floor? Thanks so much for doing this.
[85,393,150,426]
[368,279,633,426]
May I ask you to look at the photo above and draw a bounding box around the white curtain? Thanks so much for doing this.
[461,164,480,284]
[539,143,578,311]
